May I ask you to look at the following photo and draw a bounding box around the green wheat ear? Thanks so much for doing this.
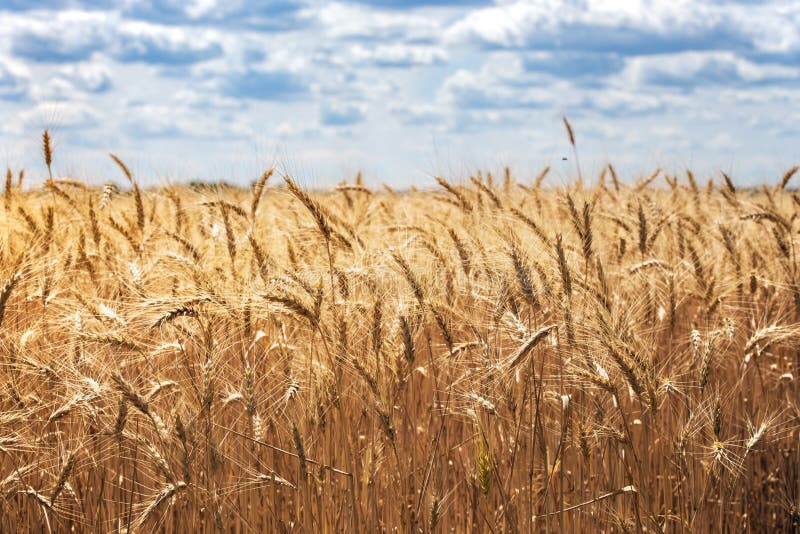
[475,431,492,496]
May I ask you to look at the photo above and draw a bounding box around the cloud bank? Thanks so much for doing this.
[0,0,798,187]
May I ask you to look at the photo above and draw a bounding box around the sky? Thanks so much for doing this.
[0,0,798,188]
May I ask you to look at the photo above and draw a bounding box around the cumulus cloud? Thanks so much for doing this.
[313,3,442,41]
[222,69,308,100]
[121,104,191,137]
[4,11,227,67]
[438,54,561,110]
[625,51,800,88]
[0,57,30,100]
[320,101,367,126]
[122,0,310,30]
[9,11,111,63]
[113,22,224,65]
[332,43,448,68]
[581,87,669,117]
[522,52,625,83]
[30,62,113,101]
[17,101,102,130]
[445,0,800,61]
[388,102,446,126]
[62,63,113,92]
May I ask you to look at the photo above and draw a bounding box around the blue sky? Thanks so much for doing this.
[0,0,798,188]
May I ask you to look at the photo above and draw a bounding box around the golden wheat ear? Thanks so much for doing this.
[42,130,53,181]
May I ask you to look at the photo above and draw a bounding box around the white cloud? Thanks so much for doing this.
[16,101,102,131]
[623,51,800,87]
[584,87,666,115]
[184,0,221,19]
[336,43,448,67]
[61,62,114,92]
[445,0,800,59]
[313,3,442,41]
[5,10,113,62]
[0,56,30,99]
[29,62,113,100]
[388,102,446,126]
[113,20,224,64]
[438,57,562,110]
[319,101,367,126]
[1,10,226,65]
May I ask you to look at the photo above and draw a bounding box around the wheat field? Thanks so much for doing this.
[0,135,799,532]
